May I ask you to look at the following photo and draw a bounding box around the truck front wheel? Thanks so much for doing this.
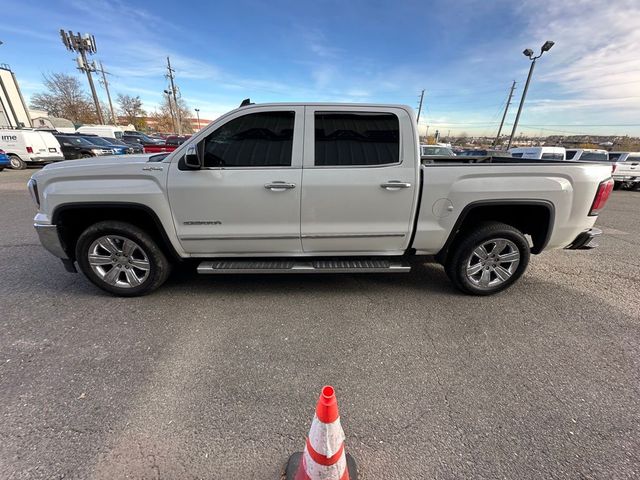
[445,222,530,295]
[75,221,172,297]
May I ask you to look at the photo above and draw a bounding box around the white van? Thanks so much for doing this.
[509,146,566,160]
[76,125,124,139]
[0,129,64,169]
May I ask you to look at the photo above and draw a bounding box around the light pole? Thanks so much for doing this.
[195,108,201,131]
[507,40,554,150]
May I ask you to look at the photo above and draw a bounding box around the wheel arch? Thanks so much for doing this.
[436,199,555,263]
[52,202,180,262]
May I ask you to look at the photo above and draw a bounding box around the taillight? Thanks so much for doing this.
[26,146,34,153]
[589,178,614,216]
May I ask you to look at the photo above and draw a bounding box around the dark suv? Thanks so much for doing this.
[122,131,164,146]
[54,135,114,159]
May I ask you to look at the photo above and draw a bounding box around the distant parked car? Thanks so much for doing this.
[54,135,114,159]
[608,152,640,190]
[166,135,191,146]
[420,145,455,160]
[122,131,164,146]
[459,149,511,157]
[566,149,609,162]
[0,149,10,171]
[509,147,566,160]
[76,125,125,139]
[77,135,133,155]
[108,137,143,154]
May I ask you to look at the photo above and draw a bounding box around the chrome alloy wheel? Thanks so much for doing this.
[87,235,150,288]
[465,238,521,290]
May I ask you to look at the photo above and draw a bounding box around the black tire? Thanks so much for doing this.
[613,181,622,190]
[9,154,26,170]
[444,222,530,296]
[80,153,93,158]
[75,221,172,297]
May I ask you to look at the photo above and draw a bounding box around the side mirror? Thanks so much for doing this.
[184,144,201,170]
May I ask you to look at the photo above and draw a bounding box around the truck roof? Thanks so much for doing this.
[238,102,414,110]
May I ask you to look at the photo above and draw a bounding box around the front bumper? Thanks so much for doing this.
[566,227,602,250]
[34,224,68,258]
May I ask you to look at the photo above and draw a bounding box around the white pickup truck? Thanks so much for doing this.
[28,102,614,297]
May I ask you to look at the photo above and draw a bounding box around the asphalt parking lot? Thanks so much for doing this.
[1,168,638,479]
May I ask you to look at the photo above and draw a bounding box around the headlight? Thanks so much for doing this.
[27,178,40,207]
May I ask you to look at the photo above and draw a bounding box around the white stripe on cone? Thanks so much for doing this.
[302,447,347,480]
[308,414,345,458]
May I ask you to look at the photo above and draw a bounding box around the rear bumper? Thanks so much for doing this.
[566,228,602,250]
[28,155,65,164]
[34,224,68,259]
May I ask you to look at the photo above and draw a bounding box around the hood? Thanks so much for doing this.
[40,153,157,171]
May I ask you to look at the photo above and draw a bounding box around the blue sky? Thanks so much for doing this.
[2,0,639,136]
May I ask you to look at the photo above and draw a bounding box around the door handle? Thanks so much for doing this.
[381,181,412,190]
[265,181,296,191]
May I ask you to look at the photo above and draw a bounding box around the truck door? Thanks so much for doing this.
[167,106,304,255]
[300,106,418,254]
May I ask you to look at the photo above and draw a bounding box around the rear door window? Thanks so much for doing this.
[314,112,400,166]
[580,152,608,161]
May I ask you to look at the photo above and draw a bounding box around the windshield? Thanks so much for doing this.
[81,136,111,146]
[60,136,95,147]
[421,146,453,156]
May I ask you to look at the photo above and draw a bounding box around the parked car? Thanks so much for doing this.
[0,129,65,169]
[122,131,164,146]
[509,147,566,160]
[76,125,125,139]
[608,152,640,189]
[77,135,133,155]
[53,135,114,159]
[143,135,192,154]
[108,137,143,154]
[29,102,613,297]
[566,149,609,162]
[420,145,455,159]
[459,149,511,157]
[0,149,10,171]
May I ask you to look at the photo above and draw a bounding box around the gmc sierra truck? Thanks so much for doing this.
[28,102,614,297]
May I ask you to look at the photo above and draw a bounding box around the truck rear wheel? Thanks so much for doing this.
[445,222,530,295]
[9,154,26,170]
[75,221,172,297]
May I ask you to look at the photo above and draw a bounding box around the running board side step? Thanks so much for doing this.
[197,258,411,274]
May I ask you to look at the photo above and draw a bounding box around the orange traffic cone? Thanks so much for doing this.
[285,386,358,480]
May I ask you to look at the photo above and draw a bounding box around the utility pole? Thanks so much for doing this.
[195,108,201,130]
[98,61,116,125]
[166,57,182,135]
[507,40,555,150]
[60,30,104,124]
[493,81,516,147]
[416,89,425,124]
[164,89,176,133]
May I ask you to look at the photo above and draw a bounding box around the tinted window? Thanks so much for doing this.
[422,146,453,156]
[580,152,608,161]
[511,152,523,158]
[608,153,623,161]
[202,111,294,168]
[315,112,399,166]
[541,153,564,160]
[566,151,577,159]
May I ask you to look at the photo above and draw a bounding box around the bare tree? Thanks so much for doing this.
[30,73,97,124]
[116,94,147,130]
[149,95,193,133]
